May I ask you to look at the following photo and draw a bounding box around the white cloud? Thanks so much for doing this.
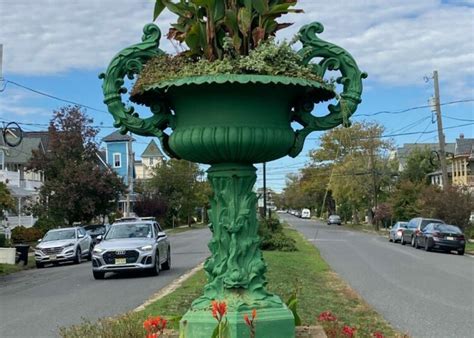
[0,0,473,97]
[0,86,50,118]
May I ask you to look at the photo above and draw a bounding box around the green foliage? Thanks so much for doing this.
[418,185,473,229]
[0,182,15,216]
[401,147,438,184]
[28,106,126,227]
[133,40,324,95]
[259,218,297,252]
[11,226,44,243]
[147,159,210,226]
[389,180,422,222]
[0,234,7,247]
[153,0,302,60]
[286,288,302,326]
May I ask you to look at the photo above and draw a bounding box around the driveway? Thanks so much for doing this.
[0,228,211,337]
[281,214,474,338]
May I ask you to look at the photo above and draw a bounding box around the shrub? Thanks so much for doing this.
[0,233,7,247]
[11,226,44,244]
[259,218,297,252]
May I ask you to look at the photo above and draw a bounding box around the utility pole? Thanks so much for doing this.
[0,44,3,80]
[263,162,267,218]
[432,70,449,189]
[369,138,378,229]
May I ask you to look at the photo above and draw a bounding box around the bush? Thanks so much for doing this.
[0,233,7,247]
[11,226,44,244]
[259,218,297,252]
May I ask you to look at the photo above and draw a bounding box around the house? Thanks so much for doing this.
[393,142,455,172]
[102,130,135,215]
[451,135,474,189]
[0,131,47,228]
[135,139,164,180]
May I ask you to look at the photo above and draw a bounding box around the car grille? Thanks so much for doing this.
[103,250,139,264]
[42,247,64,255]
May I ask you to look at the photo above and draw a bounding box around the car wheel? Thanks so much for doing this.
[411,236,416,247]
[162,247,171,271]
[93,271,105,280]
[150,252,160,276]
[87,246,92,261]
[35,262,44,269]
[400,236,406,245]
[74,248,82,264]
[458,249,465,256]
[388,234,393,242]
[414,237,420,249]
[424,238,431,252]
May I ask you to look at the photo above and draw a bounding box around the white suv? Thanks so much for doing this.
[35,227,92,268]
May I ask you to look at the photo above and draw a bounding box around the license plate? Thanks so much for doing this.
[49,255,57,260]
[115,258,127,264]
[447,236,454,241]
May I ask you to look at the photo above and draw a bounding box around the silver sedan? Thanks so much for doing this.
[388,221,408,243]
[91,220,170,279]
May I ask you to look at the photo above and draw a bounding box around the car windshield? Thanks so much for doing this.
[43,230,76,242]
[398,222,408,228]
[106,223,152,239]
[421,219,443,228]
[433,224,462,233]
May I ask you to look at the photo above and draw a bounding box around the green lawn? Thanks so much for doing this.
[0,257,36,276]
[465,241,474,254]
[60,229,403,338]
[166,222,209,235]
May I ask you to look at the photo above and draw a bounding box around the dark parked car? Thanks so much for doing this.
[401,217,444,246]
[328,215,342,225]
[388,221,408,242]
[416,223,466,255]
[84,224,109,247]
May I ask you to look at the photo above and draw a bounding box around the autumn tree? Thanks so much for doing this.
[148,159,210,226]
[0,182,15,217]
[28,106,125,227]
[400,147,438,184]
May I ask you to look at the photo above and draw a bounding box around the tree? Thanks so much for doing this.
[401,147,438,184]
[28,106,126,226]
[389,180,422,222]
[148,158,209,226]
[0,182,15,217]
[134,193,169,221]
[418,186,473,229]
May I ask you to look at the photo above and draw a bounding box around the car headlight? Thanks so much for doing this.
[140,245,153,252]
[93,247,104,254]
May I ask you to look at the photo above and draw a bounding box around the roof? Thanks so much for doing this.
[454,138,474,156]
[102,130,134,142]
[396,142,456,168]
[23,131,51,152]
[141,139,164,157]
[3,137,43,165]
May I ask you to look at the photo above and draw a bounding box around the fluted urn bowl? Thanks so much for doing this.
[130,74,335,164]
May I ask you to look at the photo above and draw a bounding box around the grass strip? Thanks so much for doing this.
[0,258,36,276]
[60,228,402,337]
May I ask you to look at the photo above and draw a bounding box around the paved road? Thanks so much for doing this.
[281,214,474,338]
[0,228,211,337]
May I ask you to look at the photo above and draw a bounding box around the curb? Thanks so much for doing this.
[133,262,205,312]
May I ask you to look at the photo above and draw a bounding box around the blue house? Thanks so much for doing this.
[102,130,134,186]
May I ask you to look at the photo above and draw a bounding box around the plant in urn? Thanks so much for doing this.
[100,1,366,337]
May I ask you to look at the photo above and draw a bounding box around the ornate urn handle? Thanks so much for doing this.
[289,22,367,157]
[99,24,177,157]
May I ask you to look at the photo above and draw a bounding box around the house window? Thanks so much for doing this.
[150,157,154,166]
[113,153,121,168]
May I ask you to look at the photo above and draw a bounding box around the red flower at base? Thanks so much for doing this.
[318,311,337,322]
[373,331,385,338]
[211,300,227,321]
[143,316,167,337]
[341,325,356,337]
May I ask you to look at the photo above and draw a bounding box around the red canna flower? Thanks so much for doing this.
[341,325,356,337]
[318,311,337,322]
[244,309,257,338]
[143,316,167,337]
[373,332,385,338]
[211,300,227,321]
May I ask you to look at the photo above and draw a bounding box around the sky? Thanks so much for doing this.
[0,0,473,192]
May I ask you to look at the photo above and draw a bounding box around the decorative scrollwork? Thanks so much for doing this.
[289,22,367,157]
[99,23,177,158]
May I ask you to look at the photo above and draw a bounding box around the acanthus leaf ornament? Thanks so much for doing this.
[289,22,367,157]
[99,23,178,158]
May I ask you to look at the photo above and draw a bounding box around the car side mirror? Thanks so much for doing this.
[157,232,166,239]
[78,234,85,238]
[37,239,42,243]
[96,235,103,242]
